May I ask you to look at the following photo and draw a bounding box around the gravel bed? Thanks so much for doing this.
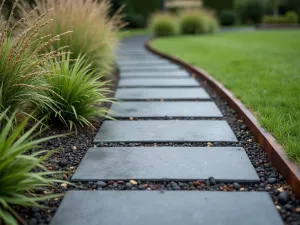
[15,69,300,225]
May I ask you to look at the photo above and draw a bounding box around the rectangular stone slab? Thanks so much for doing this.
[120,71,190,78]
[109,102,223,118]
[120,65,181,72]
[119,63,176,70]
[118,78,199,87]
[50,191,283,225]
[115,88,210,100]
[118,60,169,66]
[94,120,237,143]
[117,55,160,61]
[72,147,259,182]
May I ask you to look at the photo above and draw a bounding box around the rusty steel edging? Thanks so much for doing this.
[145,39,300,198]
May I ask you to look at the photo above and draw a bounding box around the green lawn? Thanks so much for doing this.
[119,29,149,39]
[152,30,300,164]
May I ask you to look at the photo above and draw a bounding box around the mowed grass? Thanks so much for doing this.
[152,30,300,164]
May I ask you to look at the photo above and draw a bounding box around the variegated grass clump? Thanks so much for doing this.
[18,0,125,76]
[0,0,70,116]
[0,110,66,225]
[41,54,113,130]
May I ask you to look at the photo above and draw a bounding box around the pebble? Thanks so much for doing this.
[60,183,68,188]
[96,181,107,187]
[267,178,277,184]
[72,146,77,150]
[232,183,239,190]
[58,159,68,167]
[107,180,114,185]
[138,185,145,190]
[296,208,300,213]
[129,180,138,185]
[208,177,216,185]
[193,180,202,186]
[278,192,290,205]
[28,218,38,225]
[284,204,293,212]
[126,183,133,188]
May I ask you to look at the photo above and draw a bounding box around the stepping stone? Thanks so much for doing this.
[115,88,210,100]
[118,78,199,87]
[50,191,284,225]
[72,147,259,182]
[94,120,237,143]
[118,60,169,66]
[120,71,190,78]
[117,55,159,60]
[120,65,181,72]
[119,63,177,70]
[109,102,223,118]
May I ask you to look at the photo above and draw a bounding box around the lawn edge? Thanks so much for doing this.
[145,39,300,198]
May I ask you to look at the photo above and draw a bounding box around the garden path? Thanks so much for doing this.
[50,35,284,225]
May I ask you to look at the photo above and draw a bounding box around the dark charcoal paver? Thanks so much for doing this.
[118,60,170,66]
[72,147,259,182]
[120,71,190,78]
[118,78,199,87]
[117,55,161,61]
[94,120,237,143]
[120,65,181,72]
[109,102,223,118]
[50,191,283,225]
[115,88,210,100]
[119,63,178,70]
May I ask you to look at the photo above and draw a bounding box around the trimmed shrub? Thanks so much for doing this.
[41,54,112,130]
[0,0,65,116]
[0,110,65,225]
[207,15,220,33]
[179,10,218,35]
[285,11,299,23]
[220,10,237,26]
[179,11,209,35]
[150,13,178,37]
[18,0,125,76]
[263,11,299,24]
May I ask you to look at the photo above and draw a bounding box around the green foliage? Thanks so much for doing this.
[150,13,178,37]
[285,11,299,23]
[40,54,112,130]
[18,0,125,76]
[0,0,63,116]
[125,13,145,28]
[207,15,220,33]
[0,110,65,225]
[263,11,298,24]
[152,30,300,165]
[179,10,218,35]
[220,10,237,26]
[113,0,161,28]
[235,0,264,24]
[203,0,234,13]
[179,11,208,34]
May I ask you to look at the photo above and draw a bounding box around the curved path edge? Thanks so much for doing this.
[145,39,300,198]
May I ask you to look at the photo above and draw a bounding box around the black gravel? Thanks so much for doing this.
[15,64,300,225]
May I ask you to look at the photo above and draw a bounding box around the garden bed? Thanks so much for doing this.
[256,24,300,29]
